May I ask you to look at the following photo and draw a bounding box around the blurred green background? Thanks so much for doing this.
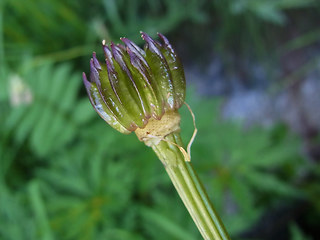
[1,0,320,239]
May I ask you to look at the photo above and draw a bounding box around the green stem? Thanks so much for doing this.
[152,132,230,240]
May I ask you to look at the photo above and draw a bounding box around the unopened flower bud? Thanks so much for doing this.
[83,32,186,140]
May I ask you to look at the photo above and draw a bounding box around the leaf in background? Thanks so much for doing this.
[5,62,95,157]
[289,222,312,240]
[0,185,37,240]
[4,0,87,57]
[140,207,195,240]
[179,94,305,236]
[34,138,138,240]
[100,0,206,42]
[245,171,301,197]
[28,180,54,240]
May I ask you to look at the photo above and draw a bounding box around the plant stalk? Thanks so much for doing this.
[151,132,230,240]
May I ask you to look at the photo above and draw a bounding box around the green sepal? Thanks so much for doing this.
[142,33,175,110]
[83,73,130,134]
[108,51,147,128]
[120,47,164,120]
[96,64,138,131]
[158,33,186,109]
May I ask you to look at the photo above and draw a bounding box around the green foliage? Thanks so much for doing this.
[3,0,319,63]
[289,223,312,240]
[212,0,318,55]
[4,0,88,57]
[229,0,315,25]
[99,0,207,43]
[0,60,318,239]
[1,0,319,239]
[37,148,138,239]
[4,62,94,158]
[179,94,306,235]
[0,185,37,240]
[3,0,208,65]
[0,57,316,240]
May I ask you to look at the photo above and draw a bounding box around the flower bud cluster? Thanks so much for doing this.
[83,32,186,134]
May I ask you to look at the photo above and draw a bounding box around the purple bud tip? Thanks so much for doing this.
[110,43,122,59]
[111,44,129,71]
[90,58,100,84]
[121,37,147,61]
[105,58,114,73]
[90,58,95,70]
[141,32,159,45]
[140,32,148,41]
[121,38,135,50]
[140,32,154,45]
[103,44,112,62]
[158,33,174,52]
[116,43,126,51]
[105,56,114,71]
[82,72,91,89]
[141,32,162,56]
[92,52,101,70]
[157,33,169,45]
[120,37,130,45]
[82,72,88,82]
